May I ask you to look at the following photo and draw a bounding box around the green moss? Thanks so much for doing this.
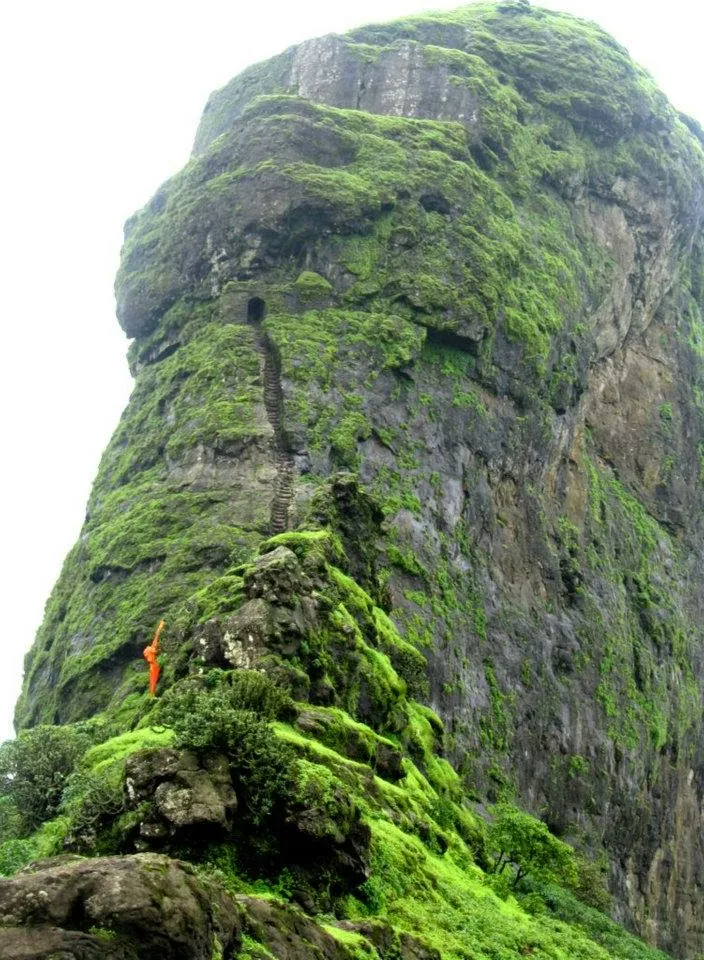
[479,662,511,753]
[261,528,346,565]
[82,727,174,774]
[582,458,699,753]
[345,814,669,960]
[323,925,380,958]
[88,927,119,943]
[293,270,334,301]
[385,545,428,578]
[330,411,373,468]
[237,935,277,959]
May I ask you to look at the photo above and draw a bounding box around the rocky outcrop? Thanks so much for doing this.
[14,2,704,954]
[0,854,241,959]
[238,899,441,959]
[0,855,400,960]
[124,748,237,845]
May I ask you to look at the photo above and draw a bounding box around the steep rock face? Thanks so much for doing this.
[17,2,704,954]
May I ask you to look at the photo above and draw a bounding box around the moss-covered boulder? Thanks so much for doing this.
[0,854,241,959]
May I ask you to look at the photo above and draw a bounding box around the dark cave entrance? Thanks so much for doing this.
[247,297,266,324]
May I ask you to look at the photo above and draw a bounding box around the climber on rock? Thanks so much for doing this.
[143,619,165,695]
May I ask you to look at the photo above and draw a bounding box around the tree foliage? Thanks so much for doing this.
[0,726,87,833]
[488,805,577,888]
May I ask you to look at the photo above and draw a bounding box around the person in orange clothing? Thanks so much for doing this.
[143,619,165,695]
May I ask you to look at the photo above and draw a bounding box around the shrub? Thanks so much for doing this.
[212,669,295,720]
[0,796,21,843]
[0,726,88,832]
[158,678,295,825]
[0,817,70,877]
[568,855,612,912]
[61,766,126,852]
[0,838,34,876]
[164,670,294,722]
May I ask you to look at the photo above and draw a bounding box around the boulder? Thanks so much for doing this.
[0,854,240,960]
[0,926,135,959]
[338,920,442,960]
[124,748,237,846]
[239,896,353,959]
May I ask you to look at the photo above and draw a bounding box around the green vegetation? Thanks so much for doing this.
[9,2,704,957]
[0,725,88,832]
[487,805,576,889]
[1,529,678,959]
[582,457,700,754]
[157,677,295,825]
[293,270,333,301]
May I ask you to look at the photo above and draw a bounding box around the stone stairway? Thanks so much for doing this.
[257,329,295,534]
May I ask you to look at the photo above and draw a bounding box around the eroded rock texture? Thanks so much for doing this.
[16,2,704,954]
[0,854,241,959]
[0,854,377,960]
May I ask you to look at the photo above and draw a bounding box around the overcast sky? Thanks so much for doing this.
[0,0,701,743]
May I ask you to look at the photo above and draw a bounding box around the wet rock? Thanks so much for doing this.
[238,896,354,959]
[375,741,404,782]
[124,748,236,845]
[0,854,240,960]
[0,926,135,960]
[338,920,442,959]
[245,545,314,603]
[196,548,323,670]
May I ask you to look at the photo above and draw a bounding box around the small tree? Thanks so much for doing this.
[0,726,86,833]
[488,805,577,889]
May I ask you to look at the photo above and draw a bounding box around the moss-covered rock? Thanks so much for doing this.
[13,3,704,956]
[0,853,241,960]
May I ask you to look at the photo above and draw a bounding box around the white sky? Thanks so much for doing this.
[0,0,701,743]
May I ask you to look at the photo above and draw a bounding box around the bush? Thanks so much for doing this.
[0,817,69,877]
[61,766,126,852]
[568,855,612,912]
[0,726,88,832]
[0,838,34,876]
[213,669,295,720]
[158,678,295,825]
[163,670,294,723]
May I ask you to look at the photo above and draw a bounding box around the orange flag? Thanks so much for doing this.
[143,619,165,695]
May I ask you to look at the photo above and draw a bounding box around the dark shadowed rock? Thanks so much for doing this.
[238,896,354,959]
[124,748,237,846]
[374,740,405,782]
[0,854,240,960]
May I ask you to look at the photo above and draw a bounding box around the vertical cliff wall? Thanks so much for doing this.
[16,3,704,953]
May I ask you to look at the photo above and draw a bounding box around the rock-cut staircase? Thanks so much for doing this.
[255,326,295,534]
